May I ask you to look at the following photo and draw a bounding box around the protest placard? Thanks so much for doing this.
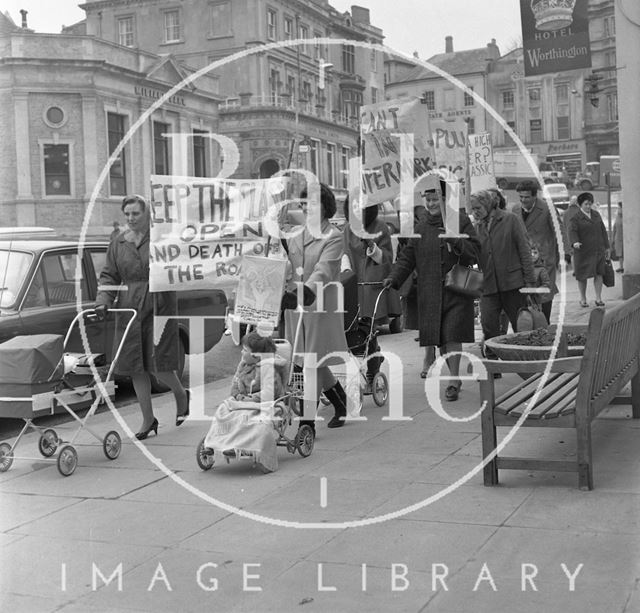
[359,97,434,206]
[233,255,288,328]
[148,175,290,293]
[468,132,497,192]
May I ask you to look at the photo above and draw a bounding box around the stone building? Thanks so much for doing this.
[385,36,502,137]
[0,12,221,235]
[77,0,385,202]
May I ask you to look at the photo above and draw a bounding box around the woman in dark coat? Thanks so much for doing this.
[96,195,189,439]
[567,191,610,307]
[383,185,480,401]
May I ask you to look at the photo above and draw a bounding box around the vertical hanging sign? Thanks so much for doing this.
[521,0,591,76]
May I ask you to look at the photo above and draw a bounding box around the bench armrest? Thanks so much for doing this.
[481,356,583,375]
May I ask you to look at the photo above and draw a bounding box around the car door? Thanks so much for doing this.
[19,249,107,356]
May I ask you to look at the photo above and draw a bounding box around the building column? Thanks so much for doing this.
[82,97,99,200]
[13,94,35,225]
[615,1,640,298]
[172,114,190,177]
[140,107,153,196]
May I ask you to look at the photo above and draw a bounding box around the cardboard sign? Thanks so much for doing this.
[359,97,434,206]
[234,256,287,328]
[468,132,497,192]
[149,175,290,292]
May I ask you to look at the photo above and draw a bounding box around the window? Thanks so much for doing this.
[326,143,336,186]
[302,80,312,102]
[267,8,277,40]
[504,120,517,146]
[299,24,309,54]
[193,129,208,177]
[269,68,280,102]
[467,117,475,134]
[555,84,570,140]
[370,49,377,71]
[314,31,322,60]
[117,16,134,47]
[153,121,171,175]
[341,146,350,189]
[605,50,616,77]
[287,75,296,97]
[464,86,474,107]
[210,2,231,37]
[371,87,378,104]
[43,105,66,128]
[502,90,514,109]
[530,118,543,144]
[107,112,127,196]
[284,16,293,40]
[342,89,362,119]
[607,92,618,121]
[342,44,355,73]
[43,144,70,195]
[309,139,319,176]
[163,9,181,43]
[423,90,435,110]
[604,15,615,38]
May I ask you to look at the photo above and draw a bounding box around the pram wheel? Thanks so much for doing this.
[295,425,314,457]
[371,372,389,407]
[196,437,215,470]
[38,429,59,458]
[102,431,122,460]
[57,445,78,476]
[0,443,14,472]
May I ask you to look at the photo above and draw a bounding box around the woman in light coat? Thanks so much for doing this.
[283,184,349,429]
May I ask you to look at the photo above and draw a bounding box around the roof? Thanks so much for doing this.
[391,47,493,83]
[0,11,19,35]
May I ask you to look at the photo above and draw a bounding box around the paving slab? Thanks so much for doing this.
[0,491,82,532]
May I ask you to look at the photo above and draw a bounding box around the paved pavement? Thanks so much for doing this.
[1,269,638,612]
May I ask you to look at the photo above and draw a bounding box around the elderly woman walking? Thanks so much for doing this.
[567,192,610,307]
[383,183,480,401]
[470,189,535,359]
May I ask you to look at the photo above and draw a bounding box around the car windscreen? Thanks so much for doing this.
[0,249,33,308]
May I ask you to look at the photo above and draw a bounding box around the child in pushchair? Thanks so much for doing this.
[196,329,315,474]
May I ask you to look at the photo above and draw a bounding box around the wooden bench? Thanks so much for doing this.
[480,292,640,490]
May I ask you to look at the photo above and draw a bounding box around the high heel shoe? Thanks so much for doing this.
[136,418,158,440]
[176,390,190,426]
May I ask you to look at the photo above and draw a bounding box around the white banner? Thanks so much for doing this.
[149,175,290,292]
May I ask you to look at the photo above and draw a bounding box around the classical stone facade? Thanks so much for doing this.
[0,17,220,235]
[78,0,385,202]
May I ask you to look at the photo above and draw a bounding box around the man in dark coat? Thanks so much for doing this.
[514,180,569,322]
[470,190,536,357]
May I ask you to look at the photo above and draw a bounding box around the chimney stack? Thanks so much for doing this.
[19,9,28,29]
[445,36,453,53]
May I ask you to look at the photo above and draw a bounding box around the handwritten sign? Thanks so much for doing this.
[148,175,290,292]
[468,132,497,192]
[359,97,434,206]
[431,115,468,176]
[234,256,287,328]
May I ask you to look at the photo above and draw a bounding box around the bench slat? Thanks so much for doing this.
[495,372,565,416]
[511,374,580,420]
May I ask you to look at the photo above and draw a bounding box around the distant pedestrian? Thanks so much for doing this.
[513,180,568,322]
[612,202,624,273]
[110,221,121,241]
[567,192,610,307]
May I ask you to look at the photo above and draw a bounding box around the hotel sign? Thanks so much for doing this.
[520,0,591,76]
[134,85,186,107]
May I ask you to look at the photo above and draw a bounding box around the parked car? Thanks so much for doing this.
[541,183,570,212]
[0,239,228,391]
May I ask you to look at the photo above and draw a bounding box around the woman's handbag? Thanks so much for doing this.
[603,259,615,288]
[516,296,548,332]
[444,263,484,298]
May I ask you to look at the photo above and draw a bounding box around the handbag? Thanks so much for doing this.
[444,263,484,298]
[603,259,615,288]
[516,296,548,332]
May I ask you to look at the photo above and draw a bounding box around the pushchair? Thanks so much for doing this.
[195,305,315,474]
[340,281,389,407]
[0,308,135,476]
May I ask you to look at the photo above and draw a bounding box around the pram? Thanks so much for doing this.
[195,310,314,474]
[0,308,136,476]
